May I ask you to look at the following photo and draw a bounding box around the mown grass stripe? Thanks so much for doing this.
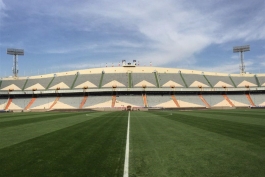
[0,112,127,177]
[195,110,265,119]
[0,112,47,119]
[130,111,265,177]
[0,112,85,129]
[172,110,265,126]
[153,111,265,147]
[0,112,70,123]
[0,112,109,149]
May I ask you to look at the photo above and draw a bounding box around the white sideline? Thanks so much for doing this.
[123,111,130,177]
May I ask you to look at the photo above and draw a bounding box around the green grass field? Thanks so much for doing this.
[0,109,265,177]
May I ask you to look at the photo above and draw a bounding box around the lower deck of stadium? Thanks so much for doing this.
[1,91,265,111]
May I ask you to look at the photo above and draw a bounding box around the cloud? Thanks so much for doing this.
[0,0,7,24]
[257,54,265,59]
[192,60,256,74]
[49,60,120,71]
[45,44,98,54]
[39,0,264,65]
[1,0,264,74]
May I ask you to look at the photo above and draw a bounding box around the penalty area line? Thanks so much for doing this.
[123,111,130,177]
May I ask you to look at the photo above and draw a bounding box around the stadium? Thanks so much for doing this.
[1,0,265,176]
[0,60,265,111]
[1,59,265,176]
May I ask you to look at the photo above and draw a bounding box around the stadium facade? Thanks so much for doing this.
[0,62,265,111]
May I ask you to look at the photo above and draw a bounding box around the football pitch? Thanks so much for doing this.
[0,110,265,177]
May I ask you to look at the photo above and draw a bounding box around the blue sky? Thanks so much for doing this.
[0,0,264,77]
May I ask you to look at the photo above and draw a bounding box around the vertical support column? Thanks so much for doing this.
[13,54,18,77]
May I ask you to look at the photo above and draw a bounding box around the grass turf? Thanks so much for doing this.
[129,110,265,177]
[0,111,128,177]
[0,109,264,177]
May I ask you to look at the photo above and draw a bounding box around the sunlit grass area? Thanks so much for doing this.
[0,109,264,177]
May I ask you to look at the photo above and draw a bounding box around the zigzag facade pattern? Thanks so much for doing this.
[0,66,265,111]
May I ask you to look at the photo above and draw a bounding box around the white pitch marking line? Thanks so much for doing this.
[123,111,130,177]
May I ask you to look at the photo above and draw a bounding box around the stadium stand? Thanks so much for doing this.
[49,97,60,109]
[79,96,88,108]
[249,94,265,106]
[142,94,148,107]
[256,74,265,87]
[101,73,128,88]
[204,74,235,88]
[157,73,185,88]
[230,74,257,87]
[171,95,180,107]
[24,77,53,90]
[83,96,112,108]
[0,78,27,91]
[30,97,55,110]
[48,74,76,90]
[53,96,83,109]
[73,74,101,89]
[227,94,251,107]
[203,95,230,107]
[198,94,211,107]
[115,95,144,107]
[10,98,32,110]
[175,95,205,107]
[0,98,7,110]
[132,73,157,88]
[0,66,265,111]
[146,95,173,107]
[181,73,211,88]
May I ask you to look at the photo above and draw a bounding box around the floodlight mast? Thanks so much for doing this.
[233,45,250,74]
[7,48,24,77]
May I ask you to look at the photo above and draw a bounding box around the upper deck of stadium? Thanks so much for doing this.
[0,64,265,95]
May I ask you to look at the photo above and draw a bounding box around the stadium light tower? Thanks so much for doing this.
[7,48,24,77]
[233,45,250,74]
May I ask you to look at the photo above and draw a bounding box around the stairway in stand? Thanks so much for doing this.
[112,95,116,107]
[49,97,60,109]
[4,98,13,110]
[198,94,211,108]
[222,94,235,107]
[24,97,36,110]
[171,94,180,107]
[246,93,255,106]
[79,96,88,109]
